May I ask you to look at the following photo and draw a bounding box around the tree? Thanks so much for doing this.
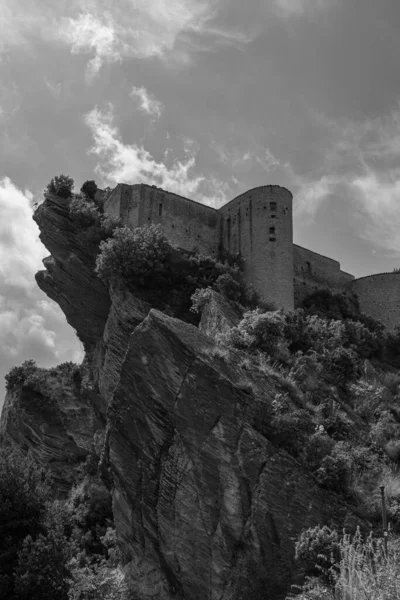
[0,448,50,599]
[45,174,74,199]
[80,180,98,201]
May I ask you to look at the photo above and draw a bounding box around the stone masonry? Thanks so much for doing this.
[103,183,400,330]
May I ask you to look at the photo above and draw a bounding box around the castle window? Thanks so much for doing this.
[270,201,277,211]
[269,226,276,235]
[269,237,276,242]
[159,203,163,216]
[306,261,311,273]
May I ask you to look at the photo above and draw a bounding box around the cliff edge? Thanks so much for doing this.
[0,193,365,600]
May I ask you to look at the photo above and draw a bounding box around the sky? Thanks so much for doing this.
[2,0,400,408]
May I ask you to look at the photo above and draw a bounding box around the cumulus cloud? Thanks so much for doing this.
[0,177,83,409]
[84,103,231,206]
[350,172,400,255]
[0,0,253,79]
[290,103,400,254]
[294,174,338,218]
[130,86,163,119]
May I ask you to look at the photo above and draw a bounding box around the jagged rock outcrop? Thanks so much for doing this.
[199,289,242,338]
[0,193,366,599]
[0,366,105,496]
[106,309,357,600]
[33,194,111,351]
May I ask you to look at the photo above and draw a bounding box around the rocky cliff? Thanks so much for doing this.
[0,193,364,599]
[0,364,105,496]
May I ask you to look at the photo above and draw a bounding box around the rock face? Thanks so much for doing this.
[33,193,111,352]
[0,366,105,496]
[0,193,364,599]
[198,289,242,338]
[107,310,352,600]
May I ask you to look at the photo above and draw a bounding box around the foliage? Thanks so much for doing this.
[80,180,98,201]
[68,195,121,258]
[45,174,74,199]
[0,448,51,599]
[190,287,213,313]
[69,197,100,228]
[321,346,360,384]
[263,393,314,458]
[5,359,39,391]
[223,308,287,357]
[14,505,73,600]
[294,525,340,583]
[95,224,172,288]
[291,528,400,600]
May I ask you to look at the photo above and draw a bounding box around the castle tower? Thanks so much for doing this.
[217,186,294,311]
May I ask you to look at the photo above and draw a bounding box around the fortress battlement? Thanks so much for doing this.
[103,182,400,330]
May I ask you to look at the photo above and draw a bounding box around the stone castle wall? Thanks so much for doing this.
[293,245,354,306]
[104,183,294,311]
[103,182,400,329]
[104,184,218,256]
[350,274,400,332]
[219,186,294,311]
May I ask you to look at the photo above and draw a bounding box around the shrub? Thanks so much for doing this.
[321,346,360,383]
[95,224,172,288]
[14,519,73,600]
[214,272,242,302]
[190,287,213,313]
[0,448,50,599]
[69,196,100,228]
[68,195,121,258]
[5,359,38,391]
[266,396,314,458]
[295,525,340,583]
[224,308,287,357]
[80,180,98,201]
[45,174,74,199]
[385,440,400,466]
[315,453,349,494]
[302,430,334,472]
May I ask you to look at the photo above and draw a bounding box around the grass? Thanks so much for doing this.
[289,529,400,600]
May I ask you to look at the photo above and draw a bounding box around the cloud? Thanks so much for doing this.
[84,103,231,206]
[53,0,252,78]
[58,11,121,82]
[289,102,400,253]
[0,177,46,289]
[350,172,400,255]
[130,86,163,119]
[294,174,338,218]
[0,177,83,408]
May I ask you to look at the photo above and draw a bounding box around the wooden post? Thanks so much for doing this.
[380,485,388,556]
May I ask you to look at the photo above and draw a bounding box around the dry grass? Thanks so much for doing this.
[289,530,400,600]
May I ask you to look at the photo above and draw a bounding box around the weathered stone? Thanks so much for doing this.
[106,309,356,600]
[198,289,242,338]
[0,368,105,496]
[33,194,111,351]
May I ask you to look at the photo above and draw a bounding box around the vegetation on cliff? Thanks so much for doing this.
[4,177,400,599]
[0,446,131,600]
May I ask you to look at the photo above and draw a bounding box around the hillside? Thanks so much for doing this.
[2,188,400,599]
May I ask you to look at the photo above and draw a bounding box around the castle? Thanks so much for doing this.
[103,183,400,331]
